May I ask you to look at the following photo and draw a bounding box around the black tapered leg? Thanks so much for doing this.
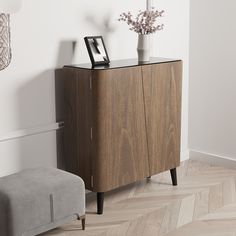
[97,192,104,215]
[170,168,177,186]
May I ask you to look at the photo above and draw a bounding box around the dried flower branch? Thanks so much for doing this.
[118,8,164,35]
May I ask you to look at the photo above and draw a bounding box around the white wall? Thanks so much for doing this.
[189,0,236,159]
[0,0,189,177]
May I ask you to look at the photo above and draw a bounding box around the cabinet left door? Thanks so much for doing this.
[92,67,150,192]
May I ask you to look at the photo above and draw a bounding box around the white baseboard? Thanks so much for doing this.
[189,150,236,170]
[181,149,190,162]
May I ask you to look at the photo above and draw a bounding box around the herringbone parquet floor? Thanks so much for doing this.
[42,160,236,236]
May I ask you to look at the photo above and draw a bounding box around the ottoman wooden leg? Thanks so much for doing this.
[79,215,86,230]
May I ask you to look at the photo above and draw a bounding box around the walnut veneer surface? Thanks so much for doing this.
[57,58,182,193]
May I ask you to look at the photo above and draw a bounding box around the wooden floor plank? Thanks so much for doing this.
[41,160,236,236]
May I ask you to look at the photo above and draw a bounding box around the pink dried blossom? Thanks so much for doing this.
[118,8,164,35]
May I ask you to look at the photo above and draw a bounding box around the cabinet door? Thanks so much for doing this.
[92,67,150,192]
[142,62,182,175]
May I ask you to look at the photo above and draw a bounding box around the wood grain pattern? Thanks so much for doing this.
[62,68,92,190]
[92,67,150,192]
[142,62,182,175]
[76,69,93,190]
[60,68,78,176]
[58,59,183,194]
[55,69,66,169]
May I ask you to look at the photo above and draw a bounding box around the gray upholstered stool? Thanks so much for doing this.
[0,167,86,236]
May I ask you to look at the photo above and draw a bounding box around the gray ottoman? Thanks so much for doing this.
[0,167,86,236]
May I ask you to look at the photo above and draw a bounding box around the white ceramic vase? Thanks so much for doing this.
[137,34,150,62]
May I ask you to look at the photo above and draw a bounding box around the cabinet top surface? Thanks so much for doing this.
[64,57,181,71]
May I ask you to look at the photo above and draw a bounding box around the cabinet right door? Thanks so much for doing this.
[142,61,182,175]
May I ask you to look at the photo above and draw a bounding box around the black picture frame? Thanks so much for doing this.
[84,36,110,67]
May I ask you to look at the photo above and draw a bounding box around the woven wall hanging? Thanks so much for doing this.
[0,13,11,71]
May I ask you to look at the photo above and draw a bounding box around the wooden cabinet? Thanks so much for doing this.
[57,58,182,214]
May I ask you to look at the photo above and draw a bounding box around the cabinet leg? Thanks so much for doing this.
[170,168,177,186]
[97,192,104,215]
